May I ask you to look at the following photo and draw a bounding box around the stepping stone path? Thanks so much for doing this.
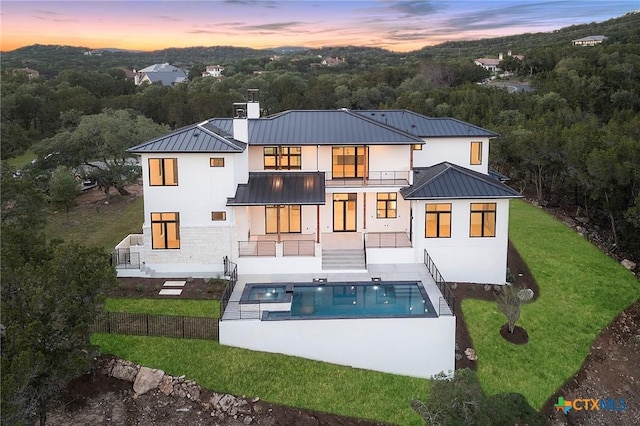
[158,280,186,296]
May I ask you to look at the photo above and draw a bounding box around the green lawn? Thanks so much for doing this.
[46,195,143,251]
[92,334,430,425]
[105,298,220,318]
[5,149,37,168]
[463,199,640,409]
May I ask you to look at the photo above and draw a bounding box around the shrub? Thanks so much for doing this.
[493,283,534,333]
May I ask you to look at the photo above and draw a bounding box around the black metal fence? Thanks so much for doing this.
[110,248,140,269]
[423,249,455,316]
[221,256,238,317]
[91,311,219,340]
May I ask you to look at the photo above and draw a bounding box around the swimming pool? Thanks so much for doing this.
[241,281,436,319]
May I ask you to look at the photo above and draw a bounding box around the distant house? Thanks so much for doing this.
[12,67,40,80]
[134,63,188,86]
[321,57,346,67]
[474,50,524,74]
[572,35,608,46]
[202,65,224,78]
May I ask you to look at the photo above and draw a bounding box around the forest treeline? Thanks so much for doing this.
[2,12,639,260]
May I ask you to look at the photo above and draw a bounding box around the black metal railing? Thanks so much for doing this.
[110,249,140,269]
[326,170,410,187]
[423,249,455,316]
[91,312,219,340]
[219,300,265,320]
[282,240,315,256]
[365,232,412,248]
[221,256,238,317]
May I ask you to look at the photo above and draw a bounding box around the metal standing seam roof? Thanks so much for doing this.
[400,162,521,200]
[353,110,499,138]
[227,172,326,206]
[245,110,423,145]
[128,121,245,154]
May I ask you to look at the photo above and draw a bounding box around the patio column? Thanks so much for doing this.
[277,205,281,243]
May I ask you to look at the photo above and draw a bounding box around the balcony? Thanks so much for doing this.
[238,234,317,257]
[326,171,409,187]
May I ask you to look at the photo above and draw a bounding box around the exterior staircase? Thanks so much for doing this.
[322,248,366,270]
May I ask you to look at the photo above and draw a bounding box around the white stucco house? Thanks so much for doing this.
[113,89,521,378]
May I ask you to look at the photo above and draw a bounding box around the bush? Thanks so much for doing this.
[411,369,546,426]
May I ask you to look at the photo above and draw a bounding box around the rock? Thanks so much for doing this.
[111,360,138,382]
[133,367,164,395]
[218,394,236,413]
[244,415,254,424]
[159,375,173,396]
[186,384,201,401]
[464,347,477,361]
[176,407,189,412]
[209,393,223,408]
[251,397,260,403]
[621,259,636,271]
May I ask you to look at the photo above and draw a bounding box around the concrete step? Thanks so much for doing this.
[322,248,366,270]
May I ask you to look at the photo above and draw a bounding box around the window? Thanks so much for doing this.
[412,144,423,151]
[470,203,496,237]
[332,146,367,178]
[211,211,226,221]
[149,158,178,186]
[470,141,482,165]
[376,193,397,218]
[263,147,301,170]
[210,158,225,167]
[265,205,301,233]
[426,204,451,238]
[151,212,180,249]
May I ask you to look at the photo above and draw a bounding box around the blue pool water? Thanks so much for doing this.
[242,281,437,319]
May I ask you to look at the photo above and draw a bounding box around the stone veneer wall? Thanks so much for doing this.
[142,225,236,266]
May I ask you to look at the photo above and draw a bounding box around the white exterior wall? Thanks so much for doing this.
[368,145,411,174]
[412,198,511,284]
[413,137,491,174]
[362,190,410,233]
[139,152,239,269]
[220,316,455,379]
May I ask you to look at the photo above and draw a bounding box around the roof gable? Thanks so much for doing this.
[400,162,521,200]
[354,110,498,138]
[128,121,245,153]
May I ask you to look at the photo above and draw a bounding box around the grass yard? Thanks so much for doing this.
[46,194,143,251]
[5,149,37,168]
[91,333,430,425]
[463,200,640,409]
[105,298,220,318]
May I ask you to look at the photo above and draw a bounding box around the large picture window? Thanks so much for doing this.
[470,203,496,237]
[470,141,482,165]
[425,204,451,238]
[332,146,367,178]
[151,212,180,249]
[149,158,178,186]
[265,205,301,234]
[264,147,301,170]
[376,193,397,218]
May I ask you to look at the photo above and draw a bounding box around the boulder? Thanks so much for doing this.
[133,367,164,395]
[159,375,173,396]
[621,259,636,271]
[464,347,477,361]
[111,360,139,382]
[218,394,236,413]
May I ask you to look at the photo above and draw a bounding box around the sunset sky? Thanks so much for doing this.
[1,1,638,53]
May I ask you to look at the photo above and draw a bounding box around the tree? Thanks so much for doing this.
[494,284,534,333]
[1,241,116,426]
[37,109,170,199]
[49,165,79,215]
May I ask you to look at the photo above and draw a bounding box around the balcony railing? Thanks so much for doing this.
[423,249,455,316]
[110,248,140,269]
[238,240,276,257]
[365,232,412,248]
[283,240,315,256]
[326,170,409,187]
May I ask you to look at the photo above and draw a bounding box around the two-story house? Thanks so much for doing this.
[116,89,520,285]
